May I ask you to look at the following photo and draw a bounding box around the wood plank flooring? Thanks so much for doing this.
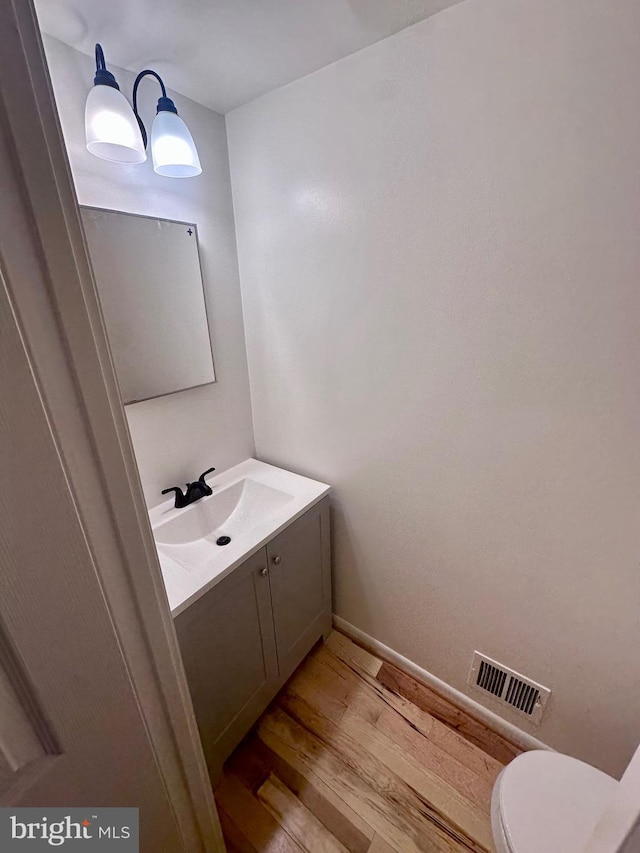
[215,630,521,853]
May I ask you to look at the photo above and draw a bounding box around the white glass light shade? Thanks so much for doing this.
[151,110,202,177]
[85,85,146,163]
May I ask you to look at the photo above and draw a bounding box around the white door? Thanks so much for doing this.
[0,274,183,842]
[0,3,223,851]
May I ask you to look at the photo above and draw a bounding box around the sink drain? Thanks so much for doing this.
[216,535,231,546]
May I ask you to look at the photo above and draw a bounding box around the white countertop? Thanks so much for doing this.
[149,459,330,616]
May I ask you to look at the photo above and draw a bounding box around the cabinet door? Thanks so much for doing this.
[174,548,277,780]
[267,498,331,681]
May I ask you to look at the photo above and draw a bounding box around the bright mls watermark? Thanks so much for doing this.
[0,809,138,850]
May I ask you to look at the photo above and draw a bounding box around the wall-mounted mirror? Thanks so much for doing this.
[81,207,215,404]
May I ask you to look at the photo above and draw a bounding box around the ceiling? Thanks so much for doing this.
[35,0,464,114]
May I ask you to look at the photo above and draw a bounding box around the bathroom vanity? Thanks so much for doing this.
[149,460,331,780]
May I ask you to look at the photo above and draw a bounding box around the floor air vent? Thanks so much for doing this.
[468,652,550,725]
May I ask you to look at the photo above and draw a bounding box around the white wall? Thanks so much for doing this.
[227,0,640,777]
[42,36,255,507]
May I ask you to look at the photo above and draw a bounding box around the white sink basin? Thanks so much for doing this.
[155,478,293,567]
[149,459,330,616]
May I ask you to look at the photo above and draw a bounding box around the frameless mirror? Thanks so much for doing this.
[81,207,215,404]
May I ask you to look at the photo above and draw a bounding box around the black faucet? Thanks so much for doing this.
[162,467,215,509]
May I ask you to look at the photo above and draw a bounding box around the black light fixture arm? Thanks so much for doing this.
[132,69,178,149]
[95,43,106,72]
[93,43,120,89]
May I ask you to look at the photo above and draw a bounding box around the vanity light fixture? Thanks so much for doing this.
[132,69,201,178]
[85,44,201,178]
[85,44,146,164]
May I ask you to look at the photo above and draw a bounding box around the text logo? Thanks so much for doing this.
[0,809,138,850]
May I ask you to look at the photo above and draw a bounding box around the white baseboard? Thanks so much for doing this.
[333,615,552,754]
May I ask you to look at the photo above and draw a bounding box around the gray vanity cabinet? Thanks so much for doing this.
[174,548,278,779]
[267,499,332,681]
[175,496,331,781]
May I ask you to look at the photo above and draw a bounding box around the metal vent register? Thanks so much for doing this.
[468,652,550,724]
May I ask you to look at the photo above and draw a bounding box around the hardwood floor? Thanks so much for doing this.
[215,630,521,853]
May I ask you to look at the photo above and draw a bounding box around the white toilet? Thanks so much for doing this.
[491,750,619,853]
